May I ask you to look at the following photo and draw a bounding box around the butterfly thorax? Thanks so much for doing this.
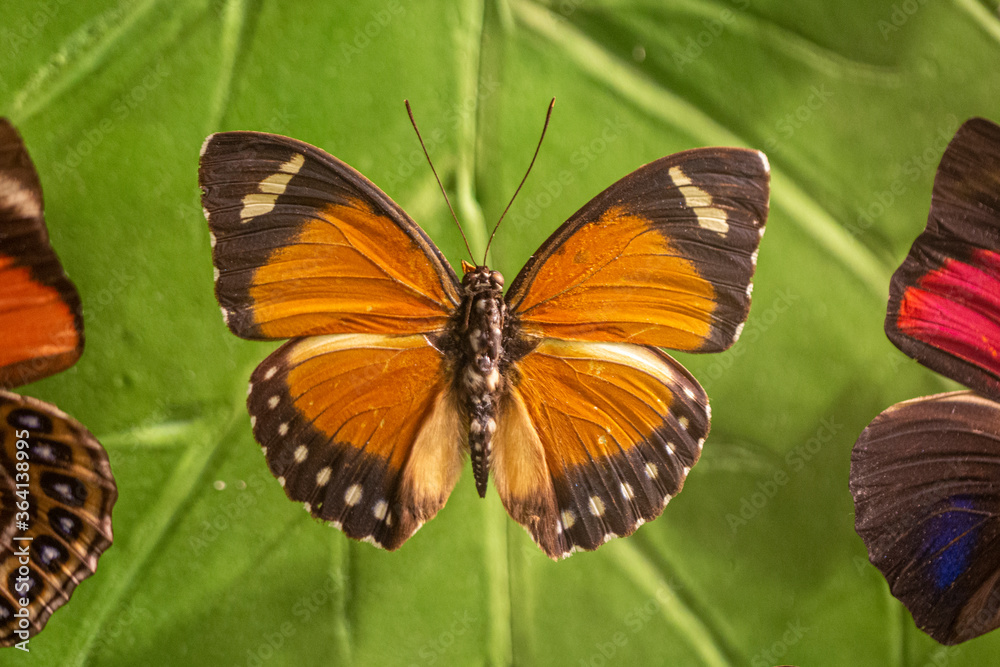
[456,262,506,497]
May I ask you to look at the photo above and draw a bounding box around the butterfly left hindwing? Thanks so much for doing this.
[0,118,116,647]
[247,333,463,550]
[201,122,771,559]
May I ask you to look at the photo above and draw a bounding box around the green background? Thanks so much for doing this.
[3,0,999,664]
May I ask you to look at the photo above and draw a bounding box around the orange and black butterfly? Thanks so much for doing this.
[850,118,1000,644]
[199,104,770,559]
[0,119,116,646]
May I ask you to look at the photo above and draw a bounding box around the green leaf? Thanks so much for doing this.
[2,0,999,664]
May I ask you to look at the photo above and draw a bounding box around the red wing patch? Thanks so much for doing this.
[886,118,1000,401]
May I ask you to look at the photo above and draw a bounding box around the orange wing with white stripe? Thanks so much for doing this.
[506,148,769,352]
[199,132,462,340]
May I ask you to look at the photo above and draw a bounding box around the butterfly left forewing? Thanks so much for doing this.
[0,119,83,389]
[850,391,1000,644]
[0,390,116,646]
[199,131,462,341]
[491,339,708,559]
[505,147,769,352]
[248,333,463,550]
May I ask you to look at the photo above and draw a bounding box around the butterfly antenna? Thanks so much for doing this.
[405,99,475,262]
[483,98,556,264]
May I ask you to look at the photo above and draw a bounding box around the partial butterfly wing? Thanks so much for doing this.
[247,334,463,550]
[200,133,468,549]
[850,391,1000,645]
[199,132,462,340]
[505,148,770,352]
[0,119,83,389]
[0,390,116,646]
[493,148,768,558]
[886,117,1000,401]
[491,340,708,558]
[0,119,115,645]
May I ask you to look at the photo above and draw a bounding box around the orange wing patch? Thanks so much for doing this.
[0,256,81,388]
[248,199,463,339]
[493,339,709,558]
[509,207,715,350]
[200,132,462,341]
[248,333,464,550]
[506,148,769,353]
[0,119,83,389]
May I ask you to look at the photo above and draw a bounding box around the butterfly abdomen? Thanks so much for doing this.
[456,264,506,497]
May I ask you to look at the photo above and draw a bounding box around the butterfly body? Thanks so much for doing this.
[451,262,507,497]
[200,127,770,558]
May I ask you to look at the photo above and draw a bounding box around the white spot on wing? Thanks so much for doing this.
[268,395,280,409]
[293,445,308,463]
[344,484,363,506]
[278,423,289,436]
[589,496,606,517]
[668,165,729,235]
[733,321,746,343]
[621,483,635,500]
[645,462,658,479]
[373,500,388,520]
[316,467,332,486]
[239,153,305,221]
[200,134,215,158]
[264,366,278,380]
[560,509,577,529]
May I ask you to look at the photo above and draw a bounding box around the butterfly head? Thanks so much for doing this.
[460,260,504,294]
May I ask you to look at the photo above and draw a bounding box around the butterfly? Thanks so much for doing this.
[850,117,1000,644]
[0,118,117,647]
[198,103,770,559]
